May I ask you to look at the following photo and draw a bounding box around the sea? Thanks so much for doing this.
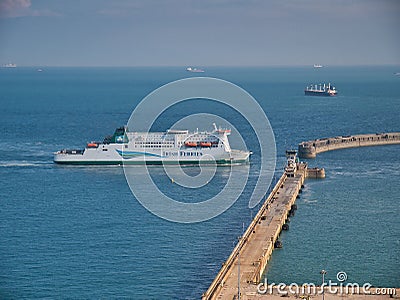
[0,66,399,299]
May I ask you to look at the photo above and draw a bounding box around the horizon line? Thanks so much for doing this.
[2,64,400,68]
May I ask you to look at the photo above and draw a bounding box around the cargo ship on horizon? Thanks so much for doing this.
[304,83,337,97]
[2,63,17,68]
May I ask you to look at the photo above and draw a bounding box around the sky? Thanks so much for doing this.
[0,0,399,67]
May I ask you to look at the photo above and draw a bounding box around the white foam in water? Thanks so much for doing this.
[303,199,318,204]
[0,161,48,167]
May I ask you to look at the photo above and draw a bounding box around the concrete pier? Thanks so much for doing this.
[298,132,400,159]
[203,140,399,299]
[202,162,310,300]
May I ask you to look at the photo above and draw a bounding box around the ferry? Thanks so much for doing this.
[54,124,251,165]
[304,83,337,97]
[313,64,323,68]
[186,67,205,73]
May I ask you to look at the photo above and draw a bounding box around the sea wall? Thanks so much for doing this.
[298,132,400,158]
[202,164,308,300]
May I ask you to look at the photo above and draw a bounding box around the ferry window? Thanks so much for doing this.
[103,148,108,151]
[125,145,128,149]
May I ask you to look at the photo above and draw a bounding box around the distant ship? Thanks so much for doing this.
[186,67,205,73]
[54,124,251,165]
[313,64,323,68]
[2,63,17,68]
[305,83,337,97]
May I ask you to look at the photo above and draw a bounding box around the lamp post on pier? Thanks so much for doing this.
[320,270,327,300]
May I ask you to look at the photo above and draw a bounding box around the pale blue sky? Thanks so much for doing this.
[0,0,399,66]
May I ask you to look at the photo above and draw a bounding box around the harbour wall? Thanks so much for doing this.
[298,132,400,159]
[203,133,399,299]
[202,163,311,300]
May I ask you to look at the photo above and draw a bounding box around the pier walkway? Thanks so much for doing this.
[298,132,400,158]
[202,163,308,300]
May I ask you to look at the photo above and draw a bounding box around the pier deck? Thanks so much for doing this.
[202,163,307,300]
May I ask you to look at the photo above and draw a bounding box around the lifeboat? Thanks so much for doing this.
[199,142,212,147]
[184,141,198,147]
[87,142,98,148]
[216,129,231,134]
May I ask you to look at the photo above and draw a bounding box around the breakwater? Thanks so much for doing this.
[298,132,400,158]
[202,161,319,300]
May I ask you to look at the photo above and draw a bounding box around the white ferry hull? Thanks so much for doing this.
[54,147,250,165]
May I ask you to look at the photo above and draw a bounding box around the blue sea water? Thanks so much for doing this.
[0,66,399,298]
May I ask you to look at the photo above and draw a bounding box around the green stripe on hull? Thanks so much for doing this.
[54,159,248,166]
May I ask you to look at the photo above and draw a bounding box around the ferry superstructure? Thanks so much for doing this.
[54,124,251,165]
